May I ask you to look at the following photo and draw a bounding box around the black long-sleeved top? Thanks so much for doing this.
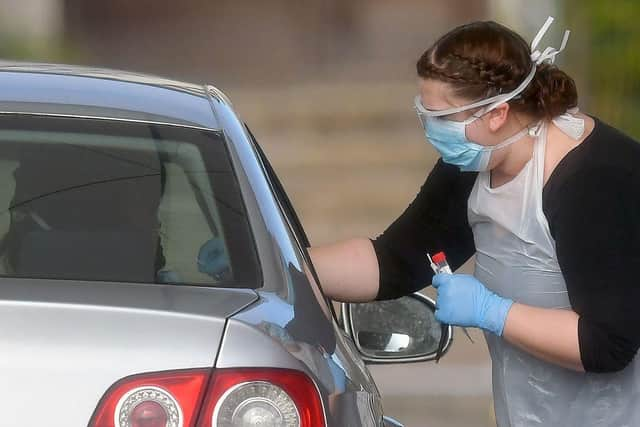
[372,116,640,373]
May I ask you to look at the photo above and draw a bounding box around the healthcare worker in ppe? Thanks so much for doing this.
[309,17,640,427]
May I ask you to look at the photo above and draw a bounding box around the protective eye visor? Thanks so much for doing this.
[414,15,570,122]
[414,63,537,120]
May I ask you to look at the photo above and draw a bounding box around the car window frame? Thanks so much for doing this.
[244,125,340,323]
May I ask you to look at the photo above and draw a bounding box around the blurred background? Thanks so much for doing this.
[2,1,638,425]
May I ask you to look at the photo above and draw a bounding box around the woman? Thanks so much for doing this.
[310,17,640,426]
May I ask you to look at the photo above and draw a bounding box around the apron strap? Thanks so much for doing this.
[552,107,585,141]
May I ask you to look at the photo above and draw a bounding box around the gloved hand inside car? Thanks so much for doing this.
[197,237,231,280]
[432,273,514,336]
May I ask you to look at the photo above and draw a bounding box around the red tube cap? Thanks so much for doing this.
[432,252,447,264]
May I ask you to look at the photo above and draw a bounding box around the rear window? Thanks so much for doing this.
[0,115,259,287]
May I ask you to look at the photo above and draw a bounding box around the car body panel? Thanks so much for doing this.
[219,290,386,426]
[0,279,257,426]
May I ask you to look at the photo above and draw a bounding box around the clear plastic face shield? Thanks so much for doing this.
[414,16,571,128]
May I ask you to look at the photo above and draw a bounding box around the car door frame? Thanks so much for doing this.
[245,125,387,426]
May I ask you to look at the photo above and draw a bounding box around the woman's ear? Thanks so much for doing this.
[487,103,510,132]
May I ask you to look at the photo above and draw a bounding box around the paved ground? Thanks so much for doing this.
[380,395,494,427]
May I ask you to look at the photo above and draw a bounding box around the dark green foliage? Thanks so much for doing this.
[564,1,640,138]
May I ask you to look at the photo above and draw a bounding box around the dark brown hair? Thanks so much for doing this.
[417,21,577,120]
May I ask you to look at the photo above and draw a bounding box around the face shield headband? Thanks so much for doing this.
[414,16,570,125]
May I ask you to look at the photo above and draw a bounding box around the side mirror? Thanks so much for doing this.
[341,293,453,363]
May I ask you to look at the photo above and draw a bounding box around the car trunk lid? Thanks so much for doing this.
[0,278,257,426]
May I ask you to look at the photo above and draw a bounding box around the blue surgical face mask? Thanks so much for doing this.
[423,113,530,172]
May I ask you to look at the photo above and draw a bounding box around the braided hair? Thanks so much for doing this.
[417,21,577,120]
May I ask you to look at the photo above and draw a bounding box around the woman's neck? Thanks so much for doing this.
[491,115,539,184]
[497,137,535,173]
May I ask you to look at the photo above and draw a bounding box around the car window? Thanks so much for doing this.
[245,126,339,319]
[0,115,259,287]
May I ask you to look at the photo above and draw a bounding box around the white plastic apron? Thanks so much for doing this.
[468,117,640,426]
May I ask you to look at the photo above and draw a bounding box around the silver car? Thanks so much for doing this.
[0,63,452,427]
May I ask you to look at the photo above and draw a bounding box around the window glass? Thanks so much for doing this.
[0,115,259,287]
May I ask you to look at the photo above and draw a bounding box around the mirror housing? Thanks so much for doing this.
[341,293,453,364]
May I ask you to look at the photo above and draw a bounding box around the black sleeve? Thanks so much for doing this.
[547,167,640,373]
[372,159,477,300]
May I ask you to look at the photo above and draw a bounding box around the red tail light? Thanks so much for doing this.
[90,368,325,427]
[89,369,210,427]
[197,368,325,427]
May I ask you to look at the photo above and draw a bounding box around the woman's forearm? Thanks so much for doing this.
[308,238,380,302]
[433,274,585,371]
[502,303,584,372]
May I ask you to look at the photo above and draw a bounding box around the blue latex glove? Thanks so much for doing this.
[432,273,514,336]
[197,237,231,280]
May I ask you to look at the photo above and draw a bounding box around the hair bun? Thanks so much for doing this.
[521,63,578,119]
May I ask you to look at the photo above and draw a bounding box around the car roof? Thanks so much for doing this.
[0,61,222,129]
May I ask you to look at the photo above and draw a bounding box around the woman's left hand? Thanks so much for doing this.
[432,273,514,336]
